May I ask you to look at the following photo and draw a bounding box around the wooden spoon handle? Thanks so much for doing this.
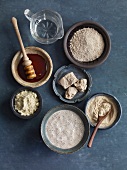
[11,17,28,60]
[87,122,101,148]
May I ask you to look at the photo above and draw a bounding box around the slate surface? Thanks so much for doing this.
[0,0,126,169]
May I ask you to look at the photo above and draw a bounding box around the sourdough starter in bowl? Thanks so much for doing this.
[46,110,85,149]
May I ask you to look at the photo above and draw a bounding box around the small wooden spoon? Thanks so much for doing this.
[87,109,111,148]
[11,17,36,79]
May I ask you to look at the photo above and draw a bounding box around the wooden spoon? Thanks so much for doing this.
[11,17,36,79]
[87,109,111,148]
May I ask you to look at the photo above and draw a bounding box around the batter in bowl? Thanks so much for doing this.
[46,110,85,149]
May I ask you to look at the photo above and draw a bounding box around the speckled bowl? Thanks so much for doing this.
[64,21,111,68]
[41,104,90,154]
[10,87,42,119]
[53,64,92,103]
[11,46,53,88]
[85,93,122,129]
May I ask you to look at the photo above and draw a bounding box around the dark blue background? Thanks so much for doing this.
[0,0,126,169]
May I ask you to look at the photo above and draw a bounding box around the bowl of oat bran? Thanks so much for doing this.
[64,21,111,68]
[41,105,90,154]
[11,87,42,119]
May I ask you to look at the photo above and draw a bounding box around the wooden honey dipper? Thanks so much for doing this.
[12,17,36,79]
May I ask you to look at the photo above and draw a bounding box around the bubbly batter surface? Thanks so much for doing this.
[46,110,85,149]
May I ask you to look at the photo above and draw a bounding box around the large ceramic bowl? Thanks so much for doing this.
[41,105,90,154]
[11,46,53,88]
[64,21,111,68]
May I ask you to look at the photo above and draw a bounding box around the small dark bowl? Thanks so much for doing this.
[41,104,90,154]
[10,87,42,119]
[64,21,111,68]
[53,64,92,103]
[85,93,122,129]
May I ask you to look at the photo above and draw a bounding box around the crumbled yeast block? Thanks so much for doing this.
[59,72,78,89]
[65,87,78,99]
[74,79,87,92]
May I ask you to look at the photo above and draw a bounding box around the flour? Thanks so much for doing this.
[70,28,104,62]
[14,90,39,116]
[86,95,117,128]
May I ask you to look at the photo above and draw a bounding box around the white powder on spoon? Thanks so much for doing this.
[70,28,104,62]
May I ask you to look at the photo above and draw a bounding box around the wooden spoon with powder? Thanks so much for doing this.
[87,106,111,148]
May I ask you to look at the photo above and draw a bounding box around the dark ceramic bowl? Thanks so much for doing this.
[53,64,92,103]
[41,104,90,154]
[85,93,122,129]
[10,87,42,119]
[64,21,111,68]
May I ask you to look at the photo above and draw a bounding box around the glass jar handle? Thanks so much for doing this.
[58,29,64,39]
[24,9,34,21]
